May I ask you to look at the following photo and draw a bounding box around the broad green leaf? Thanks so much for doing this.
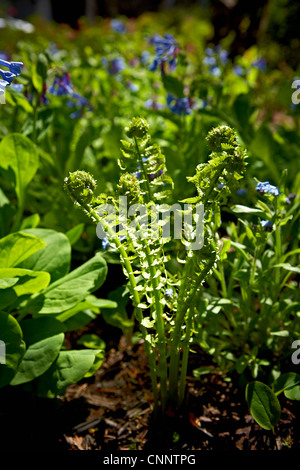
[61,308,98,331]
[19,228,71,282]
[284,386,300,400]
[246,381,281,431]
[54,294,117,328]
[0,133,39,203]
[77,334,106,350]
[0,268,51,297]
[0,312,25,387]
[0,188,14,238]
[273,372,300,395]
[0,232,45,268]
[84,349,105,378]
[36,349,97,398]
[0,278,19,289]
[5,87,33,112]
[85,295,118,309]
[10,317,65,385]
[27,252,107,314]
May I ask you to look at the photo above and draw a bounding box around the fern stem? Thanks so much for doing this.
[178,302,194,407]
[82,203,160,411]
[134,136,152,203]
[139,235,168,413]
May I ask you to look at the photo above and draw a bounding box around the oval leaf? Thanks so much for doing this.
[246,381,281,431]
[0,232,45,268]
[0,133,39,202]
[36,349,96,398]
[19,228,71,282]
[0,312,25,387]
[26,252,107,314]
[10,317,65,385]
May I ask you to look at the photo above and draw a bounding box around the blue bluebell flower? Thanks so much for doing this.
[0,56,23,92]
[0,69,16,84]
[210,67,221,77]
[108,57,126,75]
[144,98,165,110]
[48,73,73,96]
[260,220,273,231]
[141,51,150,66]
[148,33,178,73]
[256,181,281,196]
[252,58,267,71]
[166,93,193,115]
[203,56,217,67]
[165,288,174,298]
[0,58,23,77]
[285,193,297,205]
[233,65,244,76]
[236,188,248,195]
[10,83,24,92]
[215,46,228,64]
[101,234,127,250]
[48,74,89,118]
[110,19,126,33]
[102,236,110,250]
[127,81,139,92]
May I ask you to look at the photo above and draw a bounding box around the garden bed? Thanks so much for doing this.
[1,327,298,452]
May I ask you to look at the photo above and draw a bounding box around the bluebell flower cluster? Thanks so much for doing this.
[256,181,281,196]
[48,73,89,118]
[110,19,126,34]
[166,93,193,115]
[0,56,23,96]
[48,73,73,96]
[148,33,178,73]
[202,45,228,77]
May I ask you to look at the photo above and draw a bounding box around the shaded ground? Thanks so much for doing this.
[1,333,299,452]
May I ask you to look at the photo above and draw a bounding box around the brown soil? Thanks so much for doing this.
[1,334,298,453]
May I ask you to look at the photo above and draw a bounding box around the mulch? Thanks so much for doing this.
[1,332,298,452]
